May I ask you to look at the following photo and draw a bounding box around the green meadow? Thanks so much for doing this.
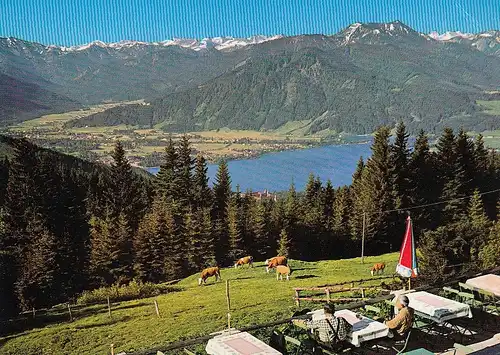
[0,253,399,355]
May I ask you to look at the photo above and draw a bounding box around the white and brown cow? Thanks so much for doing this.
[266,256,288,273]
[234,256,253,268]
[371,262,385,276]
[198,266,221,285]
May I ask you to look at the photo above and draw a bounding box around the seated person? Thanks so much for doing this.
[294,303,352,345]
[384,295,414,339]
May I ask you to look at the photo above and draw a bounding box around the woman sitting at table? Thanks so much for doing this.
[384,295,414,339]
[294,303,352,345]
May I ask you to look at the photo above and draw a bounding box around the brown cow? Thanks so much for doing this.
[198,266,221,285]
[234,256,253,268]
[371,262,385,276]
[266,256,287,273]
[276,265,292,281]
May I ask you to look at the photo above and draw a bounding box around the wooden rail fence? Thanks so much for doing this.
[294,274,398,307]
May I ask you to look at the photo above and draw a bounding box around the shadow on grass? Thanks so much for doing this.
[111,302,150,312]
[74,316,132,330]
[294,275,319,280]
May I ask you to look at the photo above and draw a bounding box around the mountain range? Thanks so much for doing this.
[1,21,500,134]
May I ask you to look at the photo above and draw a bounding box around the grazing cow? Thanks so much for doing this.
[371,262,385,276]
[234,256,253,268]
[198,266,221,285]
[266,256,287,273]
[276,265,291,281]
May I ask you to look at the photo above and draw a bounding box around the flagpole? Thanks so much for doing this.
[361,212,366,264]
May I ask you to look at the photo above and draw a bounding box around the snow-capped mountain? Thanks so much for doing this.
[39,35,284,52]
[335,21,423,45]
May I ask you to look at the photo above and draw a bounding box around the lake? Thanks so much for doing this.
[146,143,372,191]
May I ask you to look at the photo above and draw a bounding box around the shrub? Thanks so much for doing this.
[77,279,181,305]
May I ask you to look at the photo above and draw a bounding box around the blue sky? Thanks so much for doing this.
[1,0,499,46]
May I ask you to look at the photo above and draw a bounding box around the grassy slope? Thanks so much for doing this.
[0,253,399,355]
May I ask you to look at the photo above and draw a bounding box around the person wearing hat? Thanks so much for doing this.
[384,295,414,339]
[293,303,352,345]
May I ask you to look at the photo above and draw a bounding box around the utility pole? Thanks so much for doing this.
[361,212,366,264]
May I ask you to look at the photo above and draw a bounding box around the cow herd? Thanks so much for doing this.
[197,255,291,285]
[198,257,386,285]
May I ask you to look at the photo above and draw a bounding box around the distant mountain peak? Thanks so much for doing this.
[337,21,421,44]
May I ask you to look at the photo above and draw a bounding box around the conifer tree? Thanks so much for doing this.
[193,154,212,209]
[227,197,245,262]
[408,130,436,234]
[349,157,365,241]
[212,160,231,264]
[358,127,394,253]
[177,135,194,207]
[252,202,271,259]
[331,186,352,256]
[277,229,290,258]
[467,189,492,260]
[163,202,185,279]
[199,208,216,268]
[478,221,500,268]
[15,216,58,310]
[455,129,475,195]
[156,137,179,201]
[89,213,115,286]
[389,122,410,210]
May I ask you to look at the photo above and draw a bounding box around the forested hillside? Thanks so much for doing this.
[2,21,500,132]
[0,124,499,318]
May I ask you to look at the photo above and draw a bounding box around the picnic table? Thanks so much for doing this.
[307,308,389,347]
[205,330,282,355]
[465,274,500,297]
[405,291,473,324]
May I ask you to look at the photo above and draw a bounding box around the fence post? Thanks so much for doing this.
[326,288,330,303]
[67,303,73,322]
[107,296,112,318]
[295,289,300,307]
[154,299,160,318]
[226,280,231,329]
[111,343,115,355]
[32,307,36,319]
[361,288,365,299]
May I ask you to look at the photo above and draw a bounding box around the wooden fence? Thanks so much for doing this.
[294,274,399,307]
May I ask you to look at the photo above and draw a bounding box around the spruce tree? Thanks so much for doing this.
[15,216,58,310]
[478,221,500,268]
[277,229,290,258]
[227,197,245,262]
[389,122,410,210]
[193,154,212,209]
[467,189,492,261]
[349,157,365,241]
[408,130,436,234]
[212,160,231,264]
[358,127,394,253]
[177,135,194,207]
[455,129,475,195]
[156,137,179,201]
[252,202,271,259]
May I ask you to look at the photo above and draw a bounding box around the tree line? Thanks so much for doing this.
[0,124,499,317]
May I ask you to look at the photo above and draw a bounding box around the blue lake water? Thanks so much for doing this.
[147,143,372,191]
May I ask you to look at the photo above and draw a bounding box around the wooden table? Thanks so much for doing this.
[466,274,500,297]
[405,291,473,323]
[308,309,389,347]
[205,330,282,355]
